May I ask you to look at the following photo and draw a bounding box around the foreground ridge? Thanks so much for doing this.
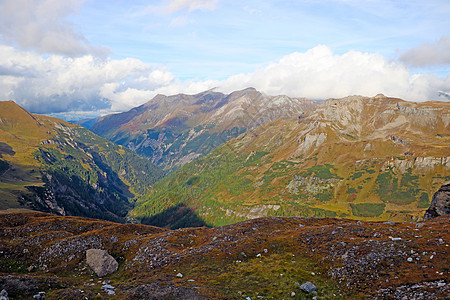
[0,211,448,299]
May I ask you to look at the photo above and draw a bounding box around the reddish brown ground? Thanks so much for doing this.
[0,211,448,299]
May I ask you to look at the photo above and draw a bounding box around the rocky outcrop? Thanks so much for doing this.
[298,133,327,152]
[86,249,118,277]
[424,184,450,220]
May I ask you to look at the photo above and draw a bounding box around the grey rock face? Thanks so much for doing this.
[300,281,317,293]
[424,184,450,220]
[86,249,118,277]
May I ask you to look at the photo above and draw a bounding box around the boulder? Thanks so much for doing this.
[424,184,450,220]
[86,249,118,277]
[0,289,8,300]
[300,281,317,293]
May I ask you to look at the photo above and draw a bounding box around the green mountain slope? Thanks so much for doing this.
[133,95,450,226]
[89,88,317,172]
[0,101,163,222]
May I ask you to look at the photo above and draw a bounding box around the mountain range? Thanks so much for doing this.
[86,88,317,172]
[130,93,450,227]
[1,90,449,227]
[1,90,449,299]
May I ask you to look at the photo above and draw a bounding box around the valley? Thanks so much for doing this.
[0,101,163,222]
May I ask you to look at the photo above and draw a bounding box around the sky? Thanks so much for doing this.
[0,0,449,120]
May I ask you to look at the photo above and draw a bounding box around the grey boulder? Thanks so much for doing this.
[424,183,450,220]
[300,281,317,293]
[86,249,118,277]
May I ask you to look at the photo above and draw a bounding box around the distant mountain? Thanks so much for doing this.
[89,88,317,171]
[0,101,163,222]
[76,116,101,129]
[132,94,450,226]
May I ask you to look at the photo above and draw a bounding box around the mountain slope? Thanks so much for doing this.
[0,101,163,222]
[133,95,450,226]
[90,88,317,171]
[0,211,448,299]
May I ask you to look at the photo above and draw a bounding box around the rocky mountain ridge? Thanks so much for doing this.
[88,88,317,171]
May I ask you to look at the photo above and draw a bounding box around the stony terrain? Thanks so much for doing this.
[0,211,448,299]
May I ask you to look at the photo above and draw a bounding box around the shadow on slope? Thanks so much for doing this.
[140,203,210,229]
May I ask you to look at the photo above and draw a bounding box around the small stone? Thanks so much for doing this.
[176,273,183,278]
[300,282,317,293]
[383,221,395,226]
[291,292,296,297]
[415,223,424,228]
[407,257,413,262]
[32,292,45,300]
[101,284,115,290]
[256,253,261,257]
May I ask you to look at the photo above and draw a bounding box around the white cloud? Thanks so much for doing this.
[218,45,450,102]
[1,45,448,119]
[0,46,183,113]
[399,36,450,67]
[154,0,218,14]
[0,0,108,56]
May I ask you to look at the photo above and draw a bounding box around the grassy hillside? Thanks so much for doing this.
[133,95,450,227]
[0,101,163,222]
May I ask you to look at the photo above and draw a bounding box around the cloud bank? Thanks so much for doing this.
[219,45,450,102]
[0,0,108,56]
[1,45,449,117]
[399,36,450,67]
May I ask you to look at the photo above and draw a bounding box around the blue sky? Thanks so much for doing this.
[0,0,449,118]
[78,0,449,78]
